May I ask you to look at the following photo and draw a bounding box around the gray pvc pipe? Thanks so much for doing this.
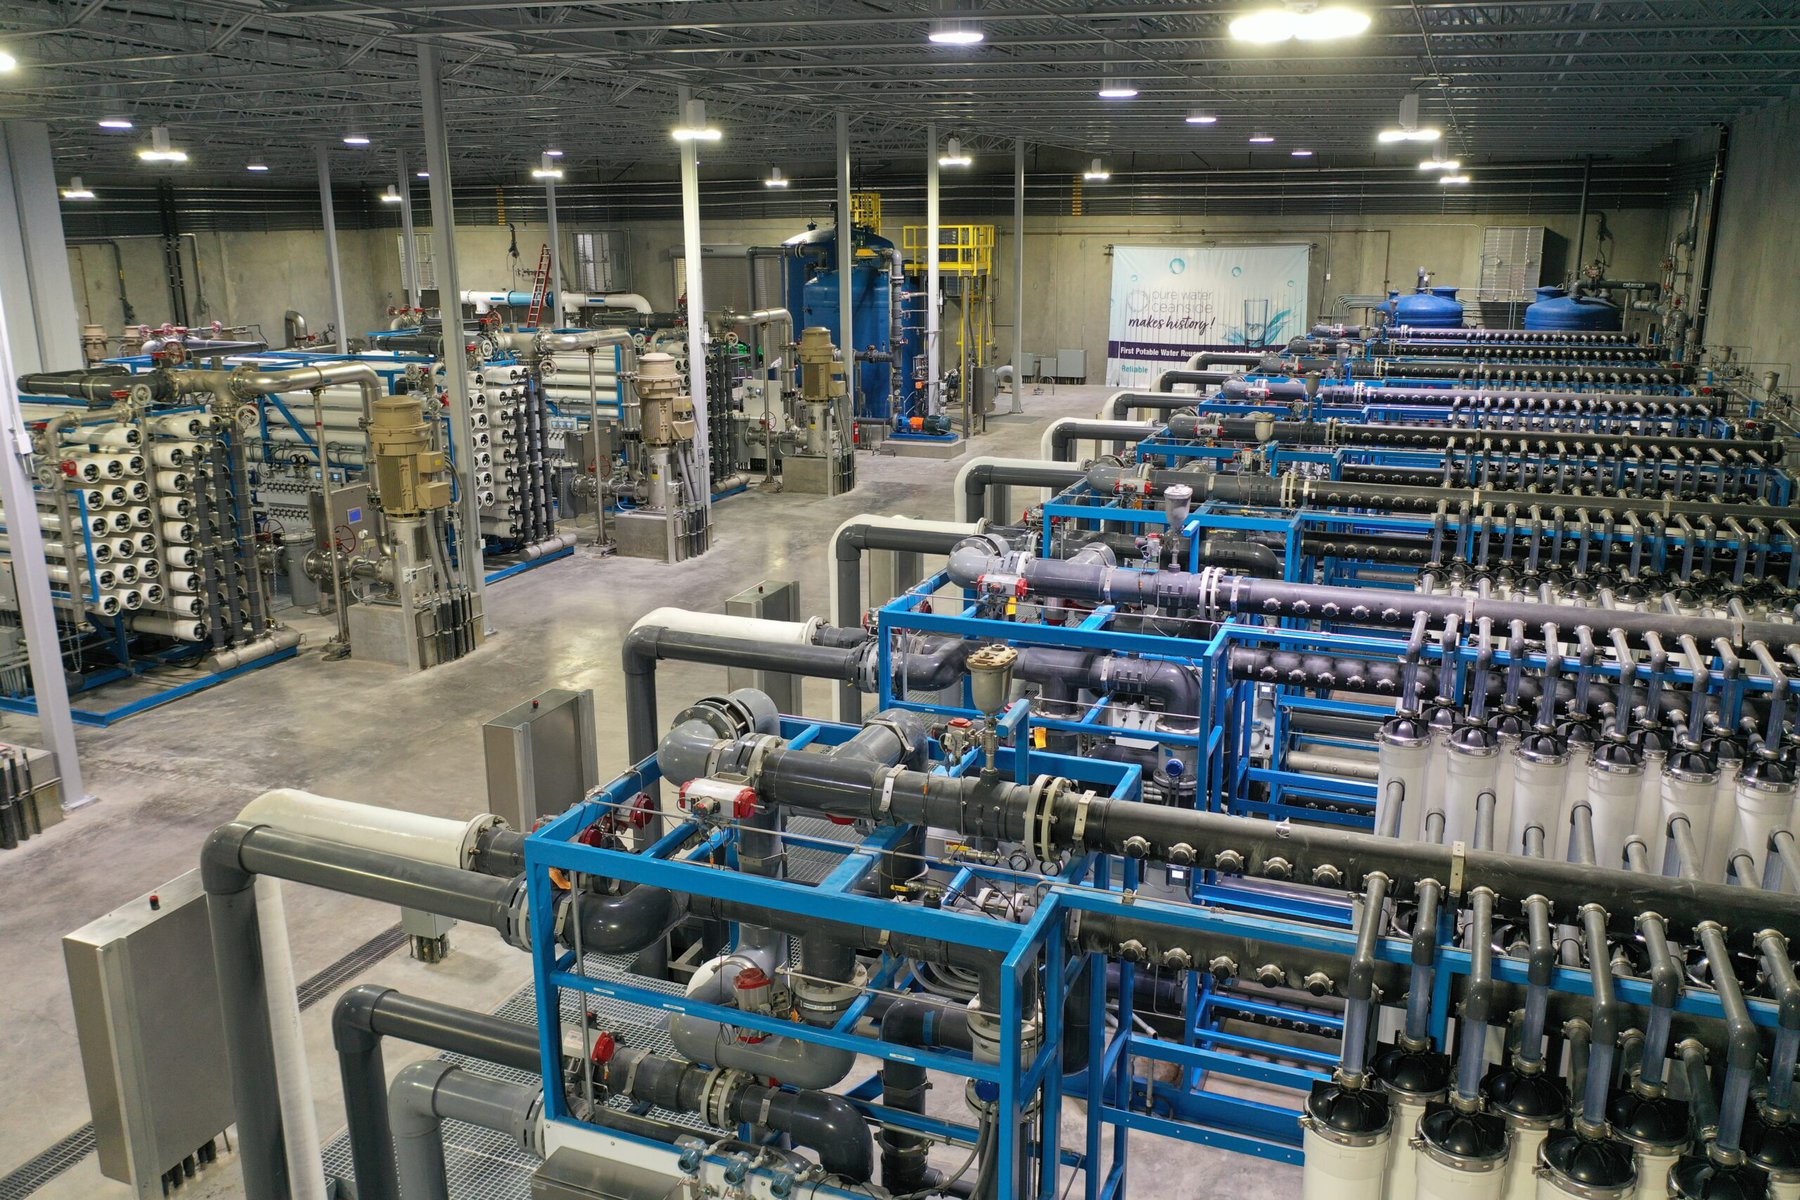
[668,960,856,1089]
[390,1060,539,1200]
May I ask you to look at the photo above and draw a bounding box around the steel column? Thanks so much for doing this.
[677,86,712,509]
[0,288,86,806]
[836,110,856,417]
[418,45,489,603]
[926,121,941,418]
[1011,137,1026,415]
[314,144,349,354]
[543,170,560,328]
[396,150,420,312]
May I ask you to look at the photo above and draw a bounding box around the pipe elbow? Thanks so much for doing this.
[200,822,256,894]
[388,1058,456,1139]
[566,886,689,955]
[332,984,394,1053]
[770,1089,874,1182]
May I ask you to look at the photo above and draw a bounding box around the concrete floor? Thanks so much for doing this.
[0,382,1302,1200]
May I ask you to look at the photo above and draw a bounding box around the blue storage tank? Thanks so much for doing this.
[783,224,908,421]
[1382,285,1465,329]
[1523,286,1623,332]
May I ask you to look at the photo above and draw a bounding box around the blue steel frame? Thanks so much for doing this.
[530,717,1795,1194]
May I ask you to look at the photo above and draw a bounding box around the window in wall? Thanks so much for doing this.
[398,233,437,291]
[571,229,628,294]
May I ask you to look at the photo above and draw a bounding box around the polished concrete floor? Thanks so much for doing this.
[0,383,1302,1200]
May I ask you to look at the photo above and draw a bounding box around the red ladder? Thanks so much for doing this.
[525,243,552,327]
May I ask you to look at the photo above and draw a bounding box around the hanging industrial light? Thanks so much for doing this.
[1082,157,1111,182]
[1378,92,1441,142]
[0,49,17,72]
[246,163,270,173]
[1185,111,1219,125]
[1418,157,1460,171]
[937,137,973,168]
[1097,63,1138,99]
[61,177,96,200]
[97,116,133,130]
[1438,173,1471,185]
[531,152,564,180]
[927,17,984,45]
[1291,148,1314,157]
[672,98,722,142]
[1230,4,1370,43]
[342,132,372,146]
[764,166,790,188]
[379,185,404,203]
[1248,133,1276,144]
[137,126,188,163]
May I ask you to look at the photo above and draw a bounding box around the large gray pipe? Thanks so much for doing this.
[1177,414,1777,459]
[960,460,1086,526]
[390,1060,540,1200]
[202,823,523,1200]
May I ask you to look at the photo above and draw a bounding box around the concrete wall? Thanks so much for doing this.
[1700,95,1800,377]
[66,227,397,351]
[67,206,1672,375]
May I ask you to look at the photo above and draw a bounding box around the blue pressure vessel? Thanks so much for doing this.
[1523,286,1623,332]
[1387,285,1465,329]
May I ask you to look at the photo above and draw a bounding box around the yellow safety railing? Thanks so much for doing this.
[850,192,883,231]
[901,224,995,275]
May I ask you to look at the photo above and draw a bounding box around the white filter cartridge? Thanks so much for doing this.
[161,520,196,544]
[1632,750,1668,849]
[1415,1142,1506,1200]
[155,470,190,492]
[1632,1148,1681,1200]
[129,506,153,529]
[1708,760,1743,883]
[164,546,198,569]
[158,496,193,519]
[130,614,207,641]
[1731,769,1795,885]
[1659,762,1718,875]
[160,593,205,617]
[88,594,122,616]
[1510,742,1567,856]
[1304,1122,1391,1200]
[1585,754,1645,869]
[153,414,208,437]
[105,452,145,477]
[166,571,202,593]
[134,531,159,554]
[107,510,136,533]
[114,562,139,584]
[126,479,150,502]
[112,587,144,611]
[1384,1094,1432,1200]
[1556,741,1594,860]
[140,582,165,606]
[135,557,162,580]
[151,441,200,469]
[1444,732,1501,848]
[113,537,138,559]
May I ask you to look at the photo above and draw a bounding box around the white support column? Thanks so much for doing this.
[835,111,856,416]
[543,172,560,328]
[926,122,941,418]
[397,149,420,312]
[419,45,489,606]
[1011,138,1026,415]
[0,121,82,374]
[678,85,712,509]
[314,144,350,353]
[0,297,87,805]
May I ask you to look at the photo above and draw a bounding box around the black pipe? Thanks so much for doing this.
[1156,369,1234,393]
[960,461,1085,524]
[1183,415,1776,459]
[19,366,158,404]
[879,999,974,1192]
[1692,124,1730,350]
[1048,420,1158,462]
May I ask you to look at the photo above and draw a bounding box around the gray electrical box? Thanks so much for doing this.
[63,870,234,1198]
[726,580,801,713]
[484,688,600,831]
[1055,348,1088,381]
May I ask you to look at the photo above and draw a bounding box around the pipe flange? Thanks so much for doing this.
[497,875,531,950]
[699,1067,752,1128]
[790,960,868,1021]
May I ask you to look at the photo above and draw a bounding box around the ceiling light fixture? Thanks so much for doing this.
[927,17,984,45]
[0,50,17,73]
[1438,173,1471,185]
[1418,157,1460,171]
[764,166,790,188]
[937,136,973,168]
[1230,4,1369,44]
[246,162,270,172]
[672,98,722,142]
[98,117,133,130]
[416,170,430,179]
[1249,133,1276,144]
[137,126,188,164]
[1291,148,1314,157]
[1185,111,1219,125]
[343,133,371,146]
[1082,157,1111,182]
[379,185,404,203]
[1378,92,1441,143]
[531,152,564,180]
[543,148,564,158]
[1097,67,1138,99]
[61,177,96,200]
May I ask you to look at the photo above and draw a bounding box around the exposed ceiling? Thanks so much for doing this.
[1,0,1795,188]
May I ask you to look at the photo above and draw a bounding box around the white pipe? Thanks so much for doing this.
[564,292,653,316]
[632,605,820,647]
[235,788,502,870]
[128,614,207,640]
[953,455,1069,523]
[254,878,329,1200]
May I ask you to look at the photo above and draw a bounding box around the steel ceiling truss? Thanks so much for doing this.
[0,0,1791,184]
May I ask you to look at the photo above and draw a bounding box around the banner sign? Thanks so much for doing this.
[1106,244,1311,387]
